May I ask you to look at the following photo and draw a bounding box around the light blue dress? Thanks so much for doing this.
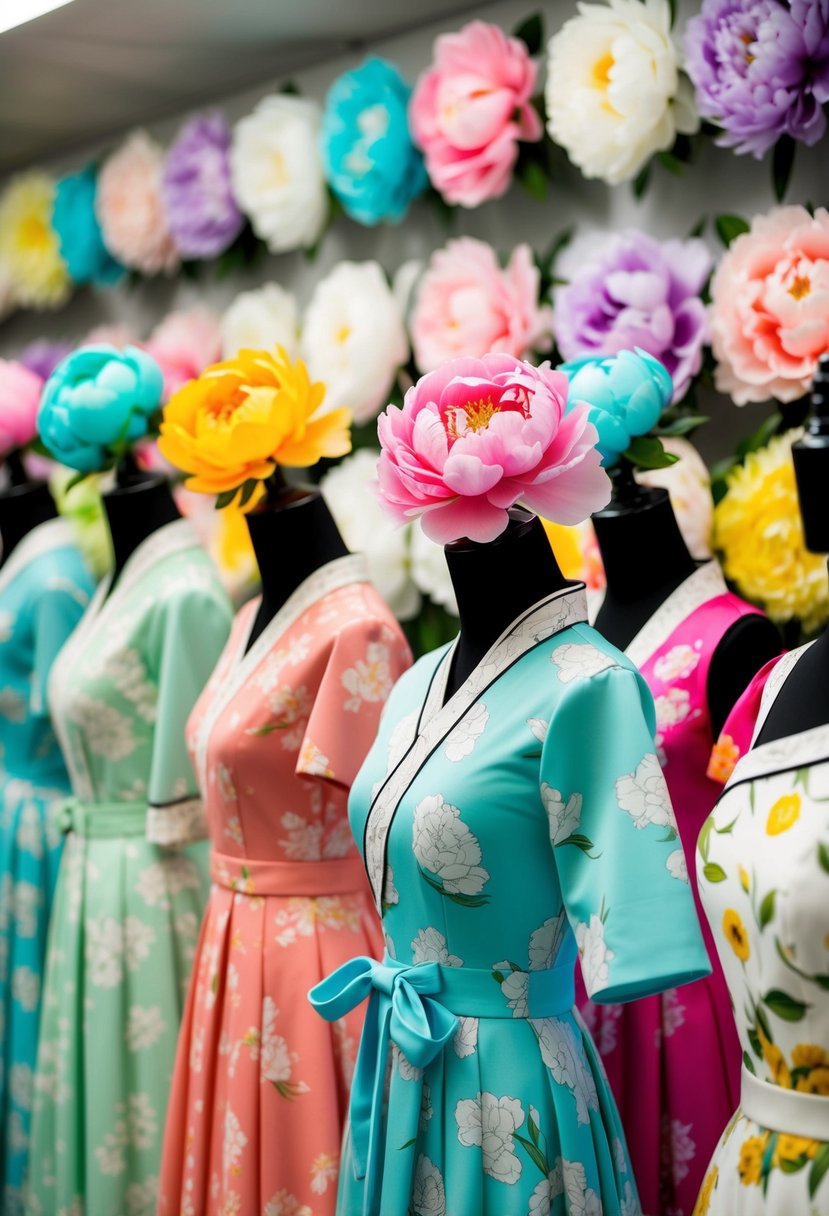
[311,582,712,1216]
[0,519,92,1214]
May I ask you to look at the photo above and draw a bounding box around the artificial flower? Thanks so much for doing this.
[560,348,673,466]
[376,353,610,545]
[542,519,606,591]
[0,172,70,308]
[0,261,16,321]
[710,205,829,405]
[230,95,328,253]
[554,229,711,403]
[38,345,164,473]
[321,57,428,225]
[162,112,244,259]
[220,283,300,360]
[320,449,420,619]
[176,488,258,600]
[52,165,123,286]
[684,0,829,157]
[19,339,73,382]
[411,238,553,374]
[157,348,350,500]
[410,525,459,614]
[714,429,829,631]
[638,436,714,559]
[545,0,698,185]
[0,360,44,455]
[301,261,408,425]
[144,306,222,400]
[409,20,542,207]
[96,131,180,275]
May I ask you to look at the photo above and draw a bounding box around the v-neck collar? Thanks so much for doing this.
[625,561,728,669]
[0,517,74,599]
[362,581,589,910]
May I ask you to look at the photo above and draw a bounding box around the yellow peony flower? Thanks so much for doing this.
[714,430,829,632]
[772,1134,819,1166]
[0,172,70,309]
[213,501,259,596]
[738,1133,769,1186]
[766,793,801,836]
[722,908,751,962]
[158,347,351,506]
[693,1164,718,1216]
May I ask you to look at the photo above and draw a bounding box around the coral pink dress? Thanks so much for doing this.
[580,563,778,1216]
[158,555,411,1216]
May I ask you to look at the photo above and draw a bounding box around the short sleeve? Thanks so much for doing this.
[31,580,90,717]
[541,663,711,1004]
[296,618,412,790]
[146,587,232,846]
[706,652,783,785]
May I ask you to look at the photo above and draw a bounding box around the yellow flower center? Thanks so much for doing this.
[18,214,49,250]
[788,274,811,300]
[447,396,499,440]
[722,908,750,961]
[269,150,290,188]
[592,52,614,89]
[335,324,351,344]
[766,792,801,836]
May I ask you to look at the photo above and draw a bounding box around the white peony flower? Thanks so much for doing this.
[616,752,677,831]
[575,914,615,996]
[230,95,328,252]
[528,913,567,971]
[529,1163,564,1216]
[533,1018,600,1127]
[453,1016,478,1058]
[412,794,489,898]
[410,526,459,615]
[411,926,463,968]
[455,1092,524,1184]
[500,969,529,1018]
[654,687,692,730]
[11,966,39,1011]
[666,848,688,883]
[664,987,686,1036]
[302,261,409,425]
[541,785,583,846]
[125,1005,166,1051]
[320,450,420,620]
[638,438,713,560]
[220,283,300,359]
[445,702,489,762]
[653,642,701,684]
[545,0,697,186]
[528,717,548,744]
[669,1117,696,1185]
[550,642,615,683]
[412,1155,446,1216]
[561,1158,603,1216]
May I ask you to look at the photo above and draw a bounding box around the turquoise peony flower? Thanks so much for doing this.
[38,345,163,473]
[321,57,428,226]
[52,165,123,287]
[560,348,674,467]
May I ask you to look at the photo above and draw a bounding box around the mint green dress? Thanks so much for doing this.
[27,520,232,1216]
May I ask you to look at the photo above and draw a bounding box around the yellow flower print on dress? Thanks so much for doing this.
[758,1027,792,1088]
[693,1164,718,1215]
[738,866,750,893]
[792,1044,828,1069]
[772,1134,820,1167]
[738,1133,770,1186]
[723,908,750,962]
[766,792,801,836]
[796,1066,829,1095]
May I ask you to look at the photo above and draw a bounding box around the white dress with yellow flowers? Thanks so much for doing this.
[695,645,829,1214]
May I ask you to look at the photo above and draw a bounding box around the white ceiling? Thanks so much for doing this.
[0,0,480,173]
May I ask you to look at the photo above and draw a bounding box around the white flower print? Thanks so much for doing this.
[0,687,26,722]
[541,786,584,847]
[575,914,615,996]
[455,1092,525,1185]
[498,968,529,1018]
[273,896,360,947]
[0,610,13,643]
[15,802,44,858]
[616,753,677,831]
[561,1158,602,1216]
[590,1002,622,1056]
[529,913,567,972]
[123,916,155,969]
[250,684,312,748]
[124,1176,158,1216]
[10,1063,33,1110]
[383,866,399,907]
[286,634,312,666]
[666,848,689,883]
[341,641,393,712]
[394,1045,423,1082]
[445,702,489,762]
[453,1016,478,1058]
[550,643,615,683]
[261,996,309,1099]
[654,686,692,731]
[527,717,548,744]
[532,1018,599,1126]
[653,643,700,683]
[663,988,686,1038]
[668,1116,696,1185]
[216,763,237,803]
[412,1154,446,1216]
[104,649,156,722]
[528,1162,563,1215]
[264,1191,312,1216]
[86,917,125,988]
[222,1107,248,1186]
[12,966,39,1011]
[134,856,201,909]
[224,815,244,847]
[386,709,417,772]
[309,1152,338,1195]
[412,794,489,901]
[297,739,333,778]
[125,1005,166,1051]
[67,693,136,759]
[94,1093,157,1177]
[620,1180,639,1216]
[420,1080,433,1127]
[278,812,323,861]
[13,880,40,937]
[253,652,288,693]
[411,927,463,968]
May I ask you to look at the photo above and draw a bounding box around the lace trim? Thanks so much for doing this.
[749,643,813,747]
[625,562,728,669]
[146,798,207,846]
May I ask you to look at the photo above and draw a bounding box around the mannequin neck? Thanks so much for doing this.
[244,477,349,652]
[0,452,58,565]
[443,511,570,700]
[103,460,181,590]
[756,562,829,744]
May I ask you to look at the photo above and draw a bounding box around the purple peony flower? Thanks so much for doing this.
[553,231,712,404]
[684,0,829,157]
[161,112,244,259]
[19,339,73,382]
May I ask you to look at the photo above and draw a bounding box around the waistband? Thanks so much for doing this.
[741,1064,829,1140]
[211,849,368,897]
[59,798,147,839]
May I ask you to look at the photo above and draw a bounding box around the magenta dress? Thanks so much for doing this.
[579,563,778,1216]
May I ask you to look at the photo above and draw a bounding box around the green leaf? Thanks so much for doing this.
[528,1113,542,1149]
[63,470,91,494]
[667,0,677,25]
[809,1143,829,1198]
[759,890,776,930]
[398,1138,417,1151]
[742,1050,756,1075]
[658,826,679,843]
[246,722,285,737]
[703,862,727,883]
[517,158,549,202]
[513,1131,549,1177]
[715,213,750,247]
[772,135,796,203]
[237,478,260,509]
[625,436,680,470]
[215,487,240,509]
[417,865,489,907]
[714,814,739,835]
[513,11,544,55]
[763,988,810,1022]
[819,842,829,875]
[755,1002,773,1043]
[687,216,707,238]
[780,1156,810,1174]
[491,970,506,985]
[633,162,651,199]
[655,414,709,438]
[698,817,713,863]
[657,149,684,175]
[280,79,300,96]
[559,833,600,857]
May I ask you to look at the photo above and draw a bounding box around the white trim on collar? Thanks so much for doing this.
[625,561,728,669]
[0,517,74,599]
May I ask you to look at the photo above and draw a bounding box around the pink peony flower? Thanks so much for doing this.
[711,205,829,405]
[409,20,542,207]
[376,353,611,545]
[411,238,553,374]
[0,360,44,454]
[144,306,222,399]
[96,131,180,276]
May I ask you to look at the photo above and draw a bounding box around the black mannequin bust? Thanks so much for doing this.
[443,509,570,701]
[103,453,180,593]
[593,462,780,737]
[0,451,58,566]
[244,469,349,654]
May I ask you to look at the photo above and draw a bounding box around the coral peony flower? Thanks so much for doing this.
[638,436,714,559]
[0,360,44,455]
[714,429,829,631]
[409,20,542,208]
[38,345,164,473]
[230,95,328,253]
[0,172,70,309]
[96,131,180,275]
[220,283,300,359]
[157,348,351,500]
[411,238,553,374]
[19,339,73,382]
[322,57,428,225]
[684,0,829,158]
[545,0,698,185]
[554,230,711,403]
[144,306,222,400]
[560,348,673,466]
[162,112,244,259]
[376,353,610,545]
[301,261,409,425]
[52,165,123,286]
[710,205,829,405]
